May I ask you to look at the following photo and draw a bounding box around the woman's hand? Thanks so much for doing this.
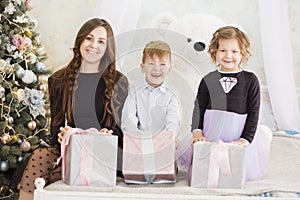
[57,126,72,144]
[192,130,206,143]
[230,138,250,147]
[100,128,113,135]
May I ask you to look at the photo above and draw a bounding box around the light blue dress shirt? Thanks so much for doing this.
[121,79,181,136]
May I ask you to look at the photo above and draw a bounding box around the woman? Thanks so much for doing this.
[19,18,128,200]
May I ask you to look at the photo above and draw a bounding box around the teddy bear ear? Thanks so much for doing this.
[151,11,177,34]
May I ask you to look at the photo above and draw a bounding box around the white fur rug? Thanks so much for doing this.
[45,132,300,198]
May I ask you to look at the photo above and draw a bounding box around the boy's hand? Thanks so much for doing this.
[192,130,206,143]
[100,128,113,135]
[230,138,249,147]
[58,125,72,144]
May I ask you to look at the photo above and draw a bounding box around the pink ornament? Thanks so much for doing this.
[12,34,24,50]
[20,140,31,152]
[25,0,35,10]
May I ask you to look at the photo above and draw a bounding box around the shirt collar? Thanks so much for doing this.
[142,79,167,93]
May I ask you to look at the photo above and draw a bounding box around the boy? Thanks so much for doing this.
[121,40,181,136]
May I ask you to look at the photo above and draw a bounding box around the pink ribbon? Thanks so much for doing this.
[79,134,95,185]
[207,140,232,188]
[55,128,103,184]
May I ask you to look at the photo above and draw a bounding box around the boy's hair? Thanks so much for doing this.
[208,26,251,66]
[142,40,171,63]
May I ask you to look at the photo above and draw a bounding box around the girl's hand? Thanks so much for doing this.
[230,139,249,147]
[100,128,113,135]
[192,130,206,143]
[57,126,72,144]
[175,138,179,150]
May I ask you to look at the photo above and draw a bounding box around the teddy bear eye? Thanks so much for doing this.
[194,41,206,52]
[187,38,192,43]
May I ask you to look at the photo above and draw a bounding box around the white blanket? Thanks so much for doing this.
[45,132,300,197]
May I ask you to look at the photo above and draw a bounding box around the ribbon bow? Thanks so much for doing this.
[207,140,232,188]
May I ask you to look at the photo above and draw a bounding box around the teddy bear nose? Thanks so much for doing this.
[194,42,206,52]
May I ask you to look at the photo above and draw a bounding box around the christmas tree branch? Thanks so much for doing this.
[0,14,25,32]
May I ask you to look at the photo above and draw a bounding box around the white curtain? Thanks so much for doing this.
[259,0,300,132]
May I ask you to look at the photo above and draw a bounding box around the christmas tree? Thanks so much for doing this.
[0,0,51,198]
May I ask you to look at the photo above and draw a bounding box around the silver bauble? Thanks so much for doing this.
[35,62,45,72]
[16,66,26,78]
[0,161,9,172]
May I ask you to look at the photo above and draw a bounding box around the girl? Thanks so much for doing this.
[191,26,272,181]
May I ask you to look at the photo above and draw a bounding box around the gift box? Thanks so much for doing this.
[123,131,176,184]
[59,128,118,187]
[190,141,246,189]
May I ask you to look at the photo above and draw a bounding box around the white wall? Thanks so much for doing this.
[29,0,300,131]
[29,0,299,87]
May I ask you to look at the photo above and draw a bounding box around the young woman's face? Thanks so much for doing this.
[216,38,242,72]
[80,26,107,65]
[141,55,172,88]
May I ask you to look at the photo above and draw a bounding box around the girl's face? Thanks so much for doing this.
[80,26,107,65]
[216,38,242,72]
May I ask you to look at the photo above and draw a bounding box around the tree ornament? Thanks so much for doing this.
[0,59,10,70]
[27,52,37,64]
[36,45,45,55]
[0,161,9,172]
[35,62,45,72]
[8,116,14,124]
[0,86,5,98]
[12,34,24,50]
[27,120,37,130]
[23,37,33,49]
[21,69,37,84]
[18,156,23,162]
[1,133,13,144]
[17,88,25,101]
[30,17,39,29]
[25,0,35,10]
[17,139,23,144]
[16,65,26,78]
[38,83,47,92]
[20,140,31,152]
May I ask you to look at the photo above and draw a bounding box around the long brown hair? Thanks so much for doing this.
[51,18,120,127]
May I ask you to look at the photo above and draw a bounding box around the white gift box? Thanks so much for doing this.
[190,141,246,189]
[61,128,118,187]
[122,131,176,184]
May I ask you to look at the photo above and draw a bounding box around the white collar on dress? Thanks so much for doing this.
[217,69,242,74]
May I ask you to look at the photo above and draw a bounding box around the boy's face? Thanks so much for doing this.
[141,55,172,88]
